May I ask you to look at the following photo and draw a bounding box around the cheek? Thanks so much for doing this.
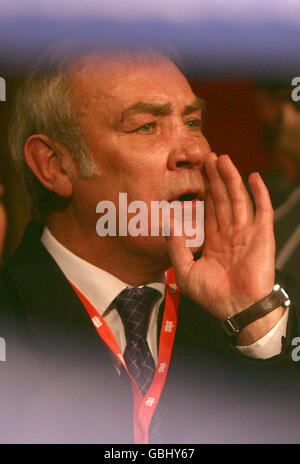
[90,136,168,199]
[117,145,167,181]
[120,134,168,166]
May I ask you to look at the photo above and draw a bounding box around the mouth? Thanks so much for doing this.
[168,191,204,203]
[176,193,197,202]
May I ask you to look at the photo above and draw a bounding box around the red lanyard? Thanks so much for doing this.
[69,267,180,444]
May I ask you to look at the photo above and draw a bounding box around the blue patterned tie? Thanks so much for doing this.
[114,286,164,443]
[114,286,161,396]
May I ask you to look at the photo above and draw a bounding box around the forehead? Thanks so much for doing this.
[69,55,196,116]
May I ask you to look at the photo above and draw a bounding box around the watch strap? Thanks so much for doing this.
[222,284,290,336]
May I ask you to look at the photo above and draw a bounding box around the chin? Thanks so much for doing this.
[124,235,171,267]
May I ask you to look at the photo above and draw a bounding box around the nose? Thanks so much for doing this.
[167,130,210,171]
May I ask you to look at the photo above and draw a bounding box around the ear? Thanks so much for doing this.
[24,135,73,198]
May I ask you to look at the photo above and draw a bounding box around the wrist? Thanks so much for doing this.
[224,286,274,319]
[236,305,287,346]
[221,284,290,341]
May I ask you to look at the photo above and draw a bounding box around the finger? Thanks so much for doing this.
[204,152,233,229]
[218,155,254,226]
[204,191,219,235]
[248,172,274,226]
[166,215,194,280]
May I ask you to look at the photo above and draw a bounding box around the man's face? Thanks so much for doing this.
[69,55,211,261]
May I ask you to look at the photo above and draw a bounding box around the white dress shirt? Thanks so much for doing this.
[41,227,164,367]
[41,227,288,361]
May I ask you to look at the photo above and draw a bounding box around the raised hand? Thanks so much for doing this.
[167,152,285,344]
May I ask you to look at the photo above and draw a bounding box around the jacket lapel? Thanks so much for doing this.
[6,222,116,363]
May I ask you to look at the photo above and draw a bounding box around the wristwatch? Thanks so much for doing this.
[222,284,291,337]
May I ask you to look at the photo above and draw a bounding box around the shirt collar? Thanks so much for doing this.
[41,227,165,316]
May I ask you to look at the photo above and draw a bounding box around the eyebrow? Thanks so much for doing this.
[121,102,172,122]
[182,97,206,116]
[121,97,205,122]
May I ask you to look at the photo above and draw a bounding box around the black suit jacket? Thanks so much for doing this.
[1,223,300,443]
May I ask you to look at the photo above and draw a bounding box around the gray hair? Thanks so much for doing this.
[8,45,182,221]
[8,52,97,221]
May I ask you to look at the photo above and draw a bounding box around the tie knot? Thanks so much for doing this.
[114,286,161,340]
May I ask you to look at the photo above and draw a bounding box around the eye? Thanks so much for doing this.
[185,119,203,131]
[135,122,157,134]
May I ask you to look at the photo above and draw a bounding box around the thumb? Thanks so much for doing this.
[166,219,194,281]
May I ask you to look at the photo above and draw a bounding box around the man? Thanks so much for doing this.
[1,49,299,444]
